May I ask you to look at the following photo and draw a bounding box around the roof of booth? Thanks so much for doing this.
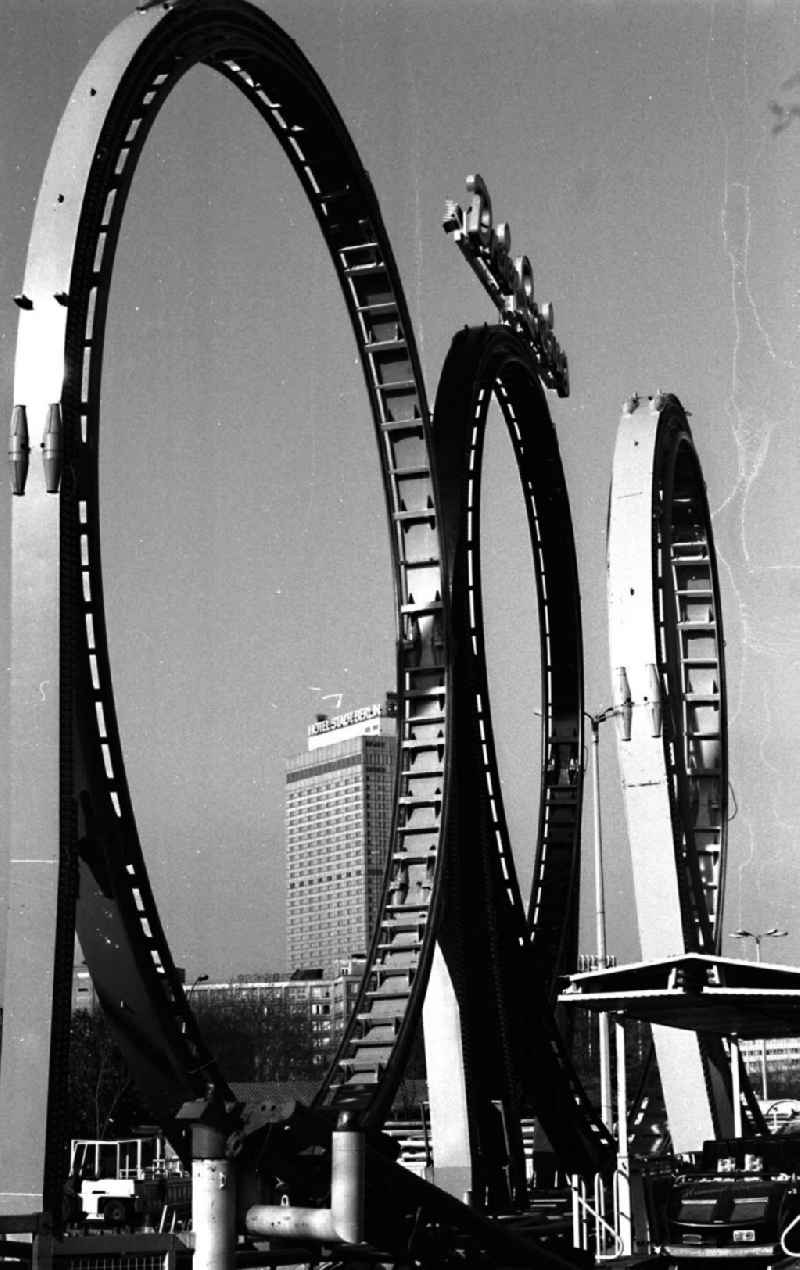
[558,952,800,1038]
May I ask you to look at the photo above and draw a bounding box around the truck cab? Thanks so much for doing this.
[70,1132,189,1228]
[663,1138,800,1265]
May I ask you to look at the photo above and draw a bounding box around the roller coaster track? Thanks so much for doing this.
[427,324,614,1200]
[6,2,770,1243]
[433,326,586,995]
[3,0,611,1232]
[5,0,441,1208]
[607,393,762,1150]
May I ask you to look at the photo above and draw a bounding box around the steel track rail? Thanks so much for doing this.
[434,327,585,992]
[10,0,448,1140]
[431,326,613,1182]
[607,393,735,1151]
[654,407,728,947]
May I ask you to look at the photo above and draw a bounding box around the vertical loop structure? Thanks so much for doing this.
[607,393,735,1151]
[4,0,615,1229]
[608,395,727,964]
[433,327,586,991]
[429,325,614,1192]
[654,411,729,948]
[7,0,446,1156]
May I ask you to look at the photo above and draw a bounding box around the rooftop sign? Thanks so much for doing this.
[307,703,391,739]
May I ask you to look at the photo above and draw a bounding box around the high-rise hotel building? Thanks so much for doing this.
[285,698,398,977]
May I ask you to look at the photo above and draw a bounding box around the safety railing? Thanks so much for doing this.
[780,1210,800,1259]
[570,1168,632,1262]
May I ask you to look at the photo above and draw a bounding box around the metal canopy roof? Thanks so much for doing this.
[558,953,800,1038]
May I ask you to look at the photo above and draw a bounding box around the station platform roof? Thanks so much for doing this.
[558,952,800,1038]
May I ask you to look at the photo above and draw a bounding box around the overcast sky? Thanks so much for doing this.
[1,0,799,982]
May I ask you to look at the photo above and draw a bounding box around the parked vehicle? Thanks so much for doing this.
[662,1137,800,1264]
[69,1132,190,1229]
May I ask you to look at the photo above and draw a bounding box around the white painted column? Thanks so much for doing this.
[0,418,61,1218]
[422,941,472,1201]
[730,1036,743,1139]
[191,1126,236,1270]
[607,403,722,1152]
[330,1117,365,1244]
[615,1016,632,1256]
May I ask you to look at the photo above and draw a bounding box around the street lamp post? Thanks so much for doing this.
[535,703,617,1131]
[729,928,788,1101]
[188,972,209,1002]
[587,707,616,1133]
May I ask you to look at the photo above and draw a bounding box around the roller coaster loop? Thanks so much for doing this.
[3,0,610,1244]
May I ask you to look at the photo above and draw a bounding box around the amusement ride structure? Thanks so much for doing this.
[0,2,767,1267]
